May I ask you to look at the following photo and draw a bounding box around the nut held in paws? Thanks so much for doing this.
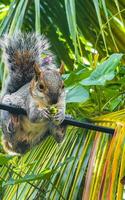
[50,106,58,115]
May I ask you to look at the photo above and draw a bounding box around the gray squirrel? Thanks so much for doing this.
[0,32,66,155]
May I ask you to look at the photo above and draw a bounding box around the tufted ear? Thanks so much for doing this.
[59,61,65,75]
[34,63,43,80]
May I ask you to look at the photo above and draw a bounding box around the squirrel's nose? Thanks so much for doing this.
[50,93,58,104]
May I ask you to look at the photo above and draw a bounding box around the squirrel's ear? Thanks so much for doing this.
[34,63,42,80]
[59,61,65,75]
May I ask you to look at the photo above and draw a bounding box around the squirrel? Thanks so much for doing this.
[0,32,66,155]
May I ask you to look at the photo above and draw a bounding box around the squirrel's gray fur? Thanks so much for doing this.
[0,32,66,155]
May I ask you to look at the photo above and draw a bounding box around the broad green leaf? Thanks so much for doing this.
[81,53,123,86]
[64,69,91,86]
[66,85,89,103]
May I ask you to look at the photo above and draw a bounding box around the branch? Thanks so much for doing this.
[0,103,114,135]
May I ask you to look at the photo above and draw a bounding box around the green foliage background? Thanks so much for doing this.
[0,0,125,200]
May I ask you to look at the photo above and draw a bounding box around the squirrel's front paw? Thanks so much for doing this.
[39,108,50,119]
[2,95,12,105]
[29,108,50,123]
[52,109,65,125]
[52,125,66,143]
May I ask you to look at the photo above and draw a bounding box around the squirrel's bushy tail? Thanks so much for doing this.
[0,32,55,72]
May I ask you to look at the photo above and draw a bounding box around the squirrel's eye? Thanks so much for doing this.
[38,84,44,90]
[11,67,15,71]
[62,84,64,89]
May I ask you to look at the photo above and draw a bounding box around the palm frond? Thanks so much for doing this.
[0,110,124,199]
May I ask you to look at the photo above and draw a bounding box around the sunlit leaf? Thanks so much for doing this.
[66,85,89,103]
[81,53,123,86]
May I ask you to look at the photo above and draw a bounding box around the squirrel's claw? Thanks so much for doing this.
[53,109,65,124]
[28,107,50,122]
[40,108,50,120]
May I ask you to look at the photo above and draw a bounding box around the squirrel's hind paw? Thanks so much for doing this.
[52,125,66,143]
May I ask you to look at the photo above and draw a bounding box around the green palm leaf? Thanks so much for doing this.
[0,110,125,199]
